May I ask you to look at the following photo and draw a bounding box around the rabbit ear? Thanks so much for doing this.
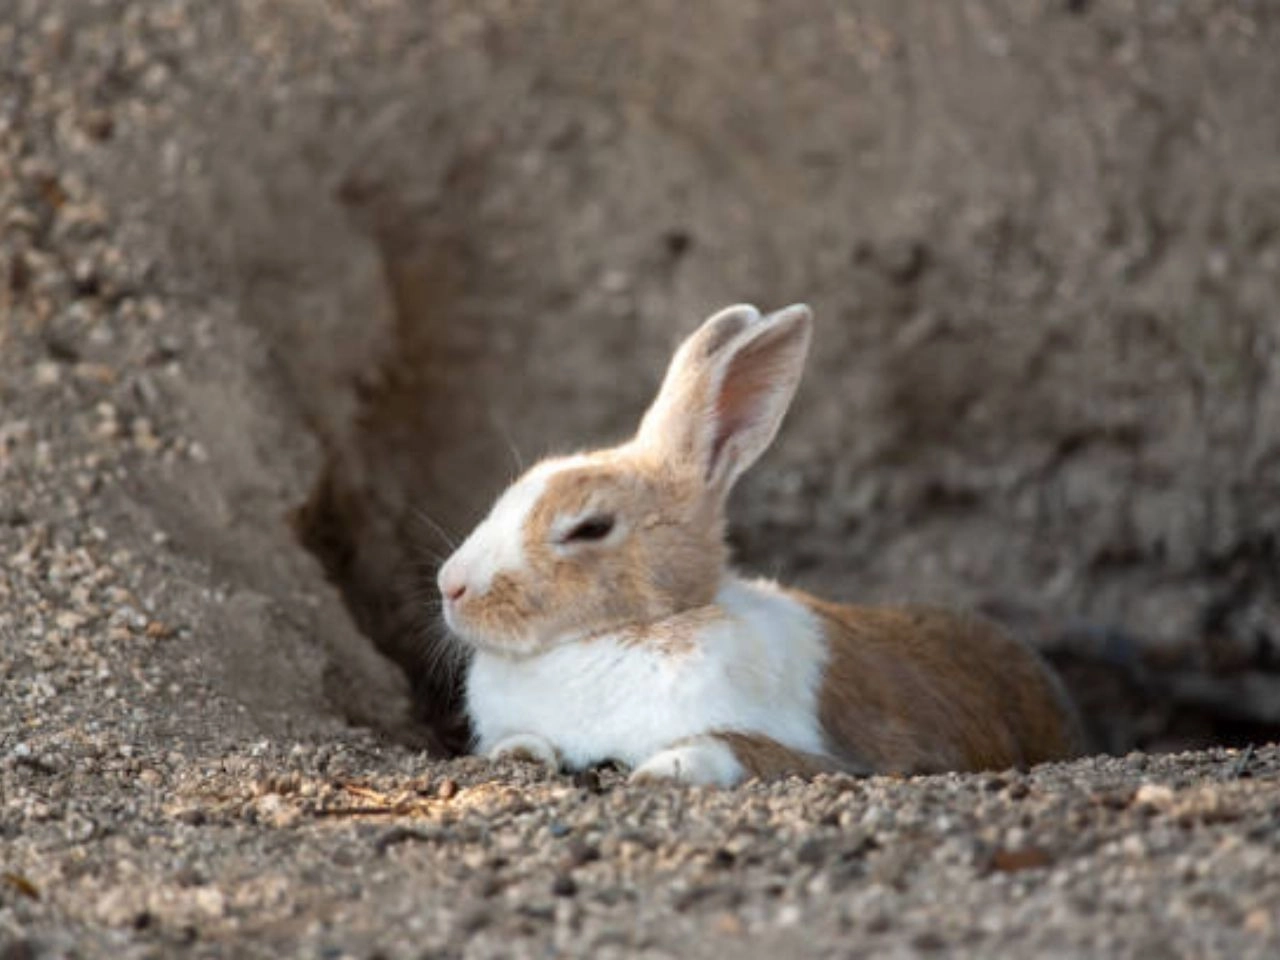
[636,303,812,497]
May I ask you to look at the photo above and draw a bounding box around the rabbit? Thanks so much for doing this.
[437,303,1086,786]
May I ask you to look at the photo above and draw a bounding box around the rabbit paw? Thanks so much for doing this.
[487,733,561,770]
[629,737,744,787]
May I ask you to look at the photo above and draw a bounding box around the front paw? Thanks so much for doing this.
[486,733,561,771]
[629,738,744,787]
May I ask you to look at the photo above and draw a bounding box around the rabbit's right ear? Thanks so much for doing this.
[635,303,812,499]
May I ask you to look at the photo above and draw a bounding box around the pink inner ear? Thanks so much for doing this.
[708,333,789,480]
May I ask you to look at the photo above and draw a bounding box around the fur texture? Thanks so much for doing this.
[438,303,1085,786]
[467,576,830,774]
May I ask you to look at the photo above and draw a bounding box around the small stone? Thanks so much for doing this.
[8,250,31,294]
[193,886,226,918]
[572,768,604,794]
[865,913,891,933]
[709,848,736,870]
[437,778,458,800]
[988,846,1053,874]
[551,874,578,898]
[1121,834,1148,857]
[564,838,600,867]
[795,838,826,866]
[1,939,40,960]
[75,363,116,385]
[1244,908,1273,935]
[713,912,743,936]
[458,904,491,933]
[1133,783,1175,810]
[477,873,505,899]
[1091,788,1135,810]
[255,793,299,828]
[81,109,114,141]
[912,931,946,952]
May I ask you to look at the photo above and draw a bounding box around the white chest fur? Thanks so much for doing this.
[465,577,829,770]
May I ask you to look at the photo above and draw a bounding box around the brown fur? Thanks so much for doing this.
[607,604,725,656]
[803,595,1086,774]
[489,456,724,650]
[460,571,545,640]
[450,450,729,653]
[712,731,848,779]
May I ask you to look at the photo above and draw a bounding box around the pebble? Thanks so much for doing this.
[551,874,578,898]
[1133,783,1175,810]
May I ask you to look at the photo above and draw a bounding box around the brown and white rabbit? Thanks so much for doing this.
[437,304,1085,785]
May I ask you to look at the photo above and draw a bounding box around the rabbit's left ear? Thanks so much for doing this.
[635,303,812,498]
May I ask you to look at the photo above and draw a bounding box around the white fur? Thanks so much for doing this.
[630,737,744,786]
[439,455,597,601]
[465,575,829,784]
[439,471,547,597]
[487,732,560,769]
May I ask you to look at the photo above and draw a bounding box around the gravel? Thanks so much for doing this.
[2,739,1278,957]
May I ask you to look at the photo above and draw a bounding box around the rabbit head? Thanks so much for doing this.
[437,303,812,657]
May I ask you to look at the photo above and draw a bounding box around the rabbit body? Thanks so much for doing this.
[439,304,1085,786]
[468,576,829,784]
[468,574,1081,785]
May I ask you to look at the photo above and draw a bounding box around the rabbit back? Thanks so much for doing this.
[804,596,1086,774]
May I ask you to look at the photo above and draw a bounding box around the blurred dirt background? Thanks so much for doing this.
[2,0,1279,957]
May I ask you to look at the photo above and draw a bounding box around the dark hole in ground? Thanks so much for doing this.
[289,199,492,756]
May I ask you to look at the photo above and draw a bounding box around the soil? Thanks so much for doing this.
[2,1,1278,957]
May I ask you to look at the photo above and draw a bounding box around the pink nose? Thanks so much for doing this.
[438,563,468,603]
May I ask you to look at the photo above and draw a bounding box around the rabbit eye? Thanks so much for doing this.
[560,514,616,544]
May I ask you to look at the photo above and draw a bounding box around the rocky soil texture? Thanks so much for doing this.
[2,1,1278,957]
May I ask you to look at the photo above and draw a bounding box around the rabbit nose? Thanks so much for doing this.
[438,562,468,603]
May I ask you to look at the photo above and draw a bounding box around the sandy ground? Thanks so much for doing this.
[2,1,1279,957]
